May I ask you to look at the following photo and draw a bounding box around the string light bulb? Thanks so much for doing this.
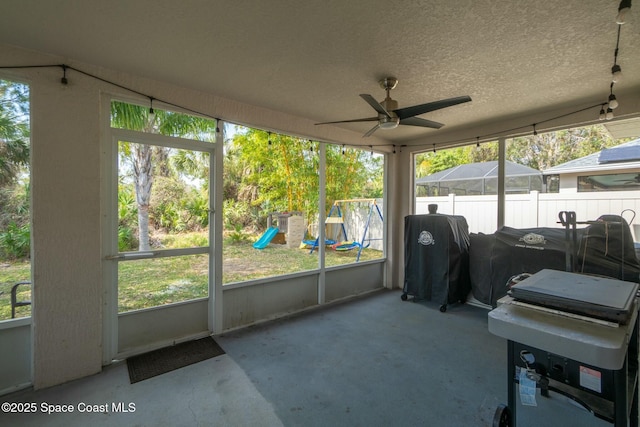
[608,93,619,109]
[606,107,614,120]
[476,137,480,148]
[611,64,623,83]
[267,131,272,146]
[60,64,68,87]
[148,97,155,120]
[617,0,632,24]
[599,105,606,120]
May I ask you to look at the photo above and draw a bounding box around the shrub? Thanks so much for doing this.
[0,221,30,259]
[118,225,138,252]
[227,224,250,243]
[185,195,209,229]
[118,186,137,226]
[223,199,258,230]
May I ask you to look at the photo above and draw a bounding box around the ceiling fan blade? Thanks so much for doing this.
[363,124,380,138]
[360,94,391,117]
[394,95,472,120]
[315,117,379,125]
[400,116,444,129]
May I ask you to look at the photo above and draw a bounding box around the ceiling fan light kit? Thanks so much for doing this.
[378,116,400,130]
[315,76,471,138]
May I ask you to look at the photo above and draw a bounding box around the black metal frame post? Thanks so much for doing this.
[507,339,516,426]
[558,211,577,272]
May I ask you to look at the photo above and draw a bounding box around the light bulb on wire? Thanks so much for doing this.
[148,97,155,120]
[617,0,632,24]
[606,107,614,120]
[608,93,619,109]
[60,65,68,87]
[611,64,623,83]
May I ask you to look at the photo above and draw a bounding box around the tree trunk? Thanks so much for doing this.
[134,144,153,251]
[137,204,151,251]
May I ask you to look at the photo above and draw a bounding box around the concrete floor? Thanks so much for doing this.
[0,289,618,426]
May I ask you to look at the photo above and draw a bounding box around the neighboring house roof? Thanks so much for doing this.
[415,160,541,185]
[543,138,640,175]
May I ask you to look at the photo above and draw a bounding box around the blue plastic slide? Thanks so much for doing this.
[253,226,279,249]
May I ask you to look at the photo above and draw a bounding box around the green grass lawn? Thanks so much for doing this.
[0,260,31,320]
[0,236,383,320]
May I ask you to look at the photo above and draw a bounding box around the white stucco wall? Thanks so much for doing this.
[32,80,103,389]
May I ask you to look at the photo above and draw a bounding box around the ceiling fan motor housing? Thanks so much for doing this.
[379,97,400,129]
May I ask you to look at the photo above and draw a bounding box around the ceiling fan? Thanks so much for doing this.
[315,77,472,138]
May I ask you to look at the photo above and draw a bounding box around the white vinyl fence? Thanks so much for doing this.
[416,191,640,240]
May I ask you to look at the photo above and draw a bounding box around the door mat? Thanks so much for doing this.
[127,337,225,384]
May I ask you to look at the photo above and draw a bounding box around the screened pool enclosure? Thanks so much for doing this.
[416,161,543,196]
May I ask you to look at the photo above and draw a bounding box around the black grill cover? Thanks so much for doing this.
[469,226,568,307]
[468,233,495,306]
[577,215,640,282]
[403,214,470,306]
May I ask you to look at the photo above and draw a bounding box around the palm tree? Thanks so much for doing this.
[0,80,29,186]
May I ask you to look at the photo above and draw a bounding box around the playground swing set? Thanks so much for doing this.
[306,199,384,262]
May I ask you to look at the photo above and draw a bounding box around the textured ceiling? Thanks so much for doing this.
[0,0,639,147]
